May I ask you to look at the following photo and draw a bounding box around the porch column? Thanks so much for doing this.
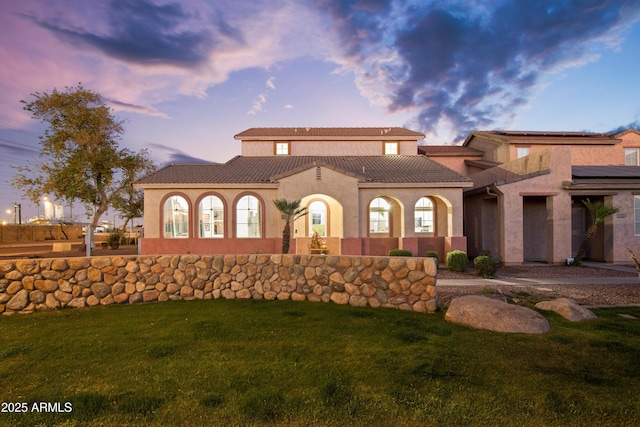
[546,193,572,264]
[501,191,523,265]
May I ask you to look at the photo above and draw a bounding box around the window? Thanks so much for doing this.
[369,197,390,233]
[516,147,529,159]
[625,148,639,166]
[635,196,640,235]
[308,200,327,237]
[163,195,189,238]
[199,195,224,238]
[275,142,290,155]
[384,142,398,155]
[415,197,434,233]
[236,195,261,238]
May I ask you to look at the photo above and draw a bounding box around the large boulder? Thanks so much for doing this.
[535,298,597,322]
[445,295,550,334]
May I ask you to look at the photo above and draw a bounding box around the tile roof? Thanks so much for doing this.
[572,166,640,179]
[464,130,619,146]
[136,155,472,185]
[234,127,425,140]
[419,145,484,156]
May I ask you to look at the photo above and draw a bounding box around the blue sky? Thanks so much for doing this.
[1,0,639,223]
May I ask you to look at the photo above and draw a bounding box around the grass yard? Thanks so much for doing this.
[0,299,639,426]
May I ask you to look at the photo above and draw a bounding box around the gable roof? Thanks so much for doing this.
[234,127,425,141]
[135,155,472,186]
[464,130,619,146]
[613,128,640,138]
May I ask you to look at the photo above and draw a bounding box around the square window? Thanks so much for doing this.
[516,147,529,159]
[384,142,398,155]
[275,142,290,155]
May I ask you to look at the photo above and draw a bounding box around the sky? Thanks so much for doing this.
[1,0,640,224]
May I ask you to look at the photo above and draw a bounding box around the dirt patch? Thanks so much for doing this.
[437,266,640,308]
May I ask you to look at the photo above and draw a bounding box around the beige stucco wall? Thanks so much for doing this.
[277,167,359,238]
[241,139,419,156]
[609,192,640,264]
[466,147,573,264]
[142,186,280,239]
[467,131,640,166]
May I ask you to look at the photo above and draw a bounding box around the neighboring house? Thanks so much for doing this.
[135,127,473,257]
[425,129,640,265]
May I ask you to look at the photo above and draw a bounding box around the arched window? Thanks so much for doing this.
[308,200,327,237]
[164,195,189,238]
[236,195,261,238]
[199,195,224,238]
[369,197,390,233]
[415,197,434,233]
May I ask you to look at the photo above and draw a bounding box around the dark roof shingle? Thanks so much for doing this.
[136,155,472,185]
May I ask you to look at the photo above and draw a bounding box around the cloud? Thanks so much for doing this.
[25,0,216,68]
[4,0,328,124]
[608,120,640,134]
[318,0,640,142]
[106,99,170,118]
[247,76,277,115]
[146,143,214,164]
[0,138,39,158]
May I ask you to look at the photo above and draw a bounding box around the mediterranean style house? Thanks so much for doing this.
[135,127,473,257]
[422,128,640,265]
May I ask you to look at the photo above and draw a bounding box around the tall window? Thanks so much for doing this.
[384,142,398,155]
[625,148,639,166]
[309,200,327,237]
[236,195,261,238]
[369,197,390,233]
[635,196,640,235]
[164,195,189,238]
[415,197,434,233]
[199,195,224,238]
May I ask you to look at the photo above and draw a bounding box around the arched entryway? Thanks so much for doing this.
[294,194,343,254]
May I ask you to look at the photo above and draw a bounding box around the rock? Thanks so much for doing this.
[35,279,58,293]
[67,298,86,308]
[143,290,159,302]
[330,292,349,305]
[91,283,111,299]
[445,295,550,334]
[535,298,597,322]
[6,289,29,311]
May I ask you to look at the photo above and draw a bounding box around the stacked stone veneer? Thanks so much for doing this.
[0,254,438,315]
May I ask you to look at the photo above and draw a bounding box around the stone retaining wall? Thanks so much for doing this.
[0,254,438,315]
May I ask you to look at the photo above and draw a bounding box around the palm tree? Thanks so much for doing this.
[273,198,308,254]
[574,198,619,263]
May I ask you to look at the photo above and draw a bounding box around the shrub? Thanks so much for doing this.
[474,255,498,278]
[389,249,412,256]
[446,250,468,272]
[107,229,123,248]
[425,251,439,264]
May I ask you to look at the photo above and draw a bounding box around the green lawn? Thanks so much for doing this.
[0,299,639,426]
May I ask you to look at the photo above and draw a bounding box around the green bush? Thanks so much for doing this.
[389,249,412,256]
[425,251,439,264]
[474,255,498,278]
[107,229,124,248]
[446,250,468,272]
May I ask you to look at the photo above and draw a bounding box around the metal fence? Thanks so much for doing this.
[0,225,84,243]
